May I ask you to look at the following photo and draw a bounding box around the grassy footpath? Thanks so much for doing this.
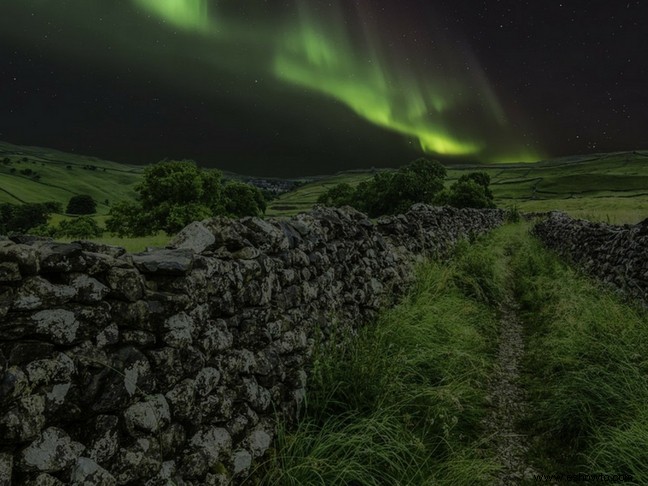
[253,223,648,484]
[253,231,511,485]
[511,227,648,482]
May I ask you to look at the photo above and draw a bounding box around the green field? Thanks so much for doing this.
[268,151,648,223]
[2,141,647,233]
[0,141,143,214]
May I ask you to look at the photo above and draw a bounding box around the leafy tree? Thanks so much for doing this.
[106,160,225,236]
[223,181,267,218]
[317,158,447,217]
[457,172,493,200]
[445,179,496,209]
[105,200,154,237]
[0,202,59,234]
[56,216,104,239]
[66,194,97,215]
[317,182,355,207]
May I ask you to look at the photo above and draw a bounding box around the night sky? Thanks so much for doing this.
[0,0,646,176]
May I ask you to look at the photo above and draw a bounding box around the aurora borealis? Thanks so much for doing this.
[1,1,646,175]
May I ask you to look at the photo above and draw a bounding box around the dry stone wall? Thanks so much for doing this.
[0,205,505,485]
[533,212,648,305]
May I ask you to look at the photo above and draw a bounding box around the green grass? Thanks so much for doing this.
[265,172,373,217]
[253,232,511,485]
[510,228,648,482]
[267,152,648,223]
[56,233,172,253]
[0,141,143,215]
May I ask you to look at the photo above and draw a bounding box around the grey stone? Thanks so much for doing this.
[124,394,170,435]
[246,428,272,458]
[0,394,46,442]
[31,309,79,344]
[70,457,116,486]
[38,243,85,273]
[0,453,13,486]
[93,347,154,413]
[24,474,64,486]
[163,312,195,348]
[0,243,39,275]
[111,438,162,484]
[194,367,221,397]
[106,267,144,302]
[67,274,110,303]
[86,415,120,465]
[0,366,29,405]
[19,427,84,473]
[232,449,252,476]
[25,353,75,387]
[168,221,216,254]
[132,249,194,275]
[189,427,231,467]
[13,277,76,310]
[0,261,21,282]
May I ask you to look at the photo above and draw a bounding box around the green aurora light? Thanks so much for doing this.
[0,0,542,164]
[133,0,540,162]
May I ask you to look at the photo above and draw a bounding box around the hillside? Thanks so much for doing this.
[2,141,647,225]
[267,151,648,223]
[0,141,143,216]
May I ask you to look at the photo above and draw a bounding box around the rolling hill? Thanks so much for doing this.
[1,140,647,226]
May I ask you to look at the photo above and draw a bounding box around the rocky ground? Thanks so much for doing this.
[484,282,538,484]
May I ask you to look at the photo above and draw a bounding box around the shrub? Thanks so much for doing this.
[56,216,103,239]
[67,195,97,215]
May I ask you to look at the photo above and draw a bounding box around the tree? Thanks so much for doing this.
[106,160,224,236]
[445,179,496,209]
[317,182,355,207]
[223,181,267,218]
[457,172,493,200]
[316,158,447,217]
[67,195,97,215]
[56,216,104,239]
[0,202,59,234]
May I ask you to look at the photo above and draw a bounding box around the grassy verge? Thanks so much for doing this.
[253,233,511,485]
[57,233,172,253]
[511,229,648,482]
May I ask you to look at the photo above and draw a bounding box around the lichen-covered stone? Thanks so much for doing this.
[169,220,217,253]
[0,452,13,486]
[124,394,170,435]
[189,427,231,467]
[245,428,272,459]
[0,261,22,282]
[132,249,194,276]
[1,394,46,442]
[0,206,506,485]
[106,268,144,302]
[19,427,84,473]
[70,457,116,486]
[31,309,79,344]
[0,366,29,405]
[67,274,110,303]
[86,415,120,466]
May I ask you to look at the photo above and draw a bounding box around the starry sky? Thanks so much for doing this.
[0,0,645,176]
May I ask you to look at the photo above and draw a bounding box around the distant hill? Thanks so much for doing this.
[266,151,648,224]
[1,140,647,224]
[0,141,143,215]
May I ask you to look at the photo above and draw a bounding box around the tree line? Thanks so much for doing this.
[318,158,495,217]
[1,158,497,238]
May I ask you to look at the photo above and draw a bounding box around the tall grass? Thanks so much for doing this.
[254,236,508,485]
[510,231,648,482]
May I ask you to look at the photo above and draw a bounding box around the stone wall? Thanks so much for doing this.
[0,205,505,485]
[532,212,648,305]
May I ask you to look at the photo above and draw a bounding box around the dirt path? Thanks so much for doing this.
[485,291,537,484]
